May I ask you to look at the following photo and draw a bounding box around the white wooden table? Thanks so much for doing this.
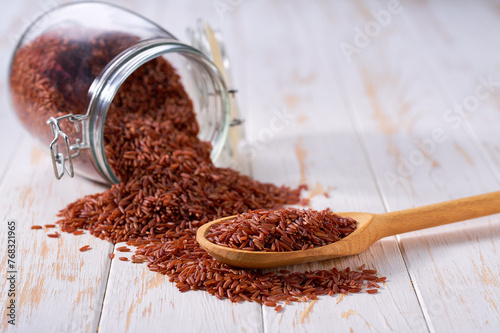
[1,1,500,332]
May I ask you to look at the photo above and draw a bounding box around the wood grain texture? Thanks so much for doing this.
[0,139,111,333]
[0,0,499,332]
[238,2,426,332]
[0,0,25,181]
[403,0,500,184]
[99,248,262,333]
[328,0,500,331]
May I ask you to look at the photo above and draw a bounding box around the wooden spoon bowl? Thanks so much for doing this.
[197,191,500,269]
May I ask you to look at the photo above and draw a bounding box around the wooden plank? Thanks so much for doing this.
[0,138,112,332]
[402,0,500,183]
[327,0,500,331]
[96,1,264,332]
[237,1,427,332]
[99,250,262,333]
[0,0,28,181]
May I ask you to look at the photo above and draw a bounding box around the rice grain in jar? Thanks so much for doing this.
[9,2,236,184]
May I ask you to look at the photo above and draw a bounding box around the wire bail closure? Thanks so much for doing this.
[47,114,87,179]
[45,20,243,181]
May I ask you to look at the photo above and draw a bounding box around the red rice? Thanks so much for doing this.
[11,29,384,307]
[79,245,91,252]
[116,246,130,252]
[206,208,357,251]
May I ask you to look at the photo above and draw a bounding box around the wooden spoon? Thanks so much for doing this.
[197,191,500,268]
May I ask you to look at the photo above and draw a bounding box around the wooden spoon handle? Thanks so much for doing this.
[374,191,500,238]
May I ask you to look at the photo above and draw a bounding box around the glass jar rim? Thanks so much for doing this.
[87,38,230,184]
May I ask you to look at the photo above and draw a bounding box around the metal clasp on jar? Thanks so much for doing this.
[47,114,88,179]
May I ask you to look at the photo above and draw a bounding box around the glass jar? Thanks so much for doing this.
[9,2,238,184]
